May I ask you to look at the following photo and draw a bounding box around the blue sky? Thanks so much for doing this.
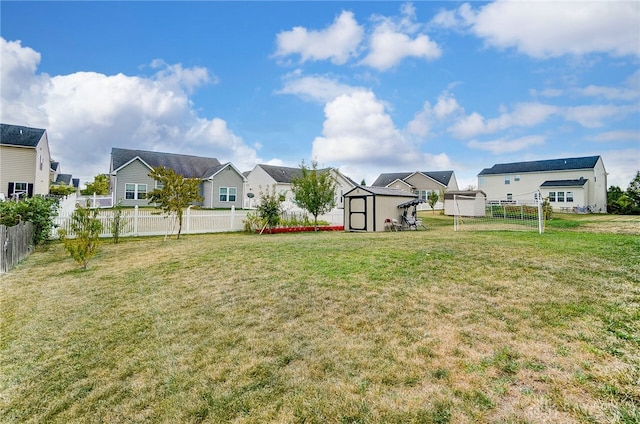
[1,1,639,190]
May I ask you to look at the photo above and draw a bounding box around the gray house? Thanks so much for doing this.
[109,148,245,208]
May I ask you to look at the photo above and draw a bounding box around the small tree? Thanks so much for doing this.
[428,191,439,214]
[147,166,203,239]
[58,201,102,270]
[256,185,283,233]
[110,200,128,243]
[291,161,337,231]
[82,174,110,196]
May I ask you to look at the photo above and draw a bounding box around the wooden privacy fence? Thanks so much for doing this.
[1,221,34,273]
[53,206,248,239]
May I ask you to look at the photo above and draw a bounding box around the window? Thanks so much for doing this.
[125,183,147,200]
[506,193,513,201]
[566,191,573,202]
[557,191,565,202]
[505,175,511,185]
[14,182,27,193]
[219,187,237,202]
[39,155,43,171]
[514,175,520,182]
[549,192,556,202]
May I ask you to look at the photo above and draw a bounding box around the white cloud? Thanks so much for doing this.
[586,130,640,143]
[462,0,640,58]
[361,4,441,71]
[601,149,640,189]
[564,104,636,128]
[468,135,545,154]
[407,91,462,137]
[449,103,559,139]
[0,37,260,185]
[277,72,364,103]
[274,11,363,65]
[149,59,216,93]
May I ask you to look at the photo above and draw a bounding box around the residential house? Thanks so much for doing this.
[109,148,245,209]
[244,164,356,210]
[371,170,459,210]
[477,156,608,212]
[0,123,53,200]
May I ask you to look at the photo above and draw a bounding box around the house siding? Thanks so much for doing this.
[203,166,244,209]
[0,132,50,198]
[113,159,156,207]
[478,158,607,212]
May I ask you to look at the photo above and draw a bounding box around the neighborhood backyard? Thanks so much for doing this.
[1,214,639,423]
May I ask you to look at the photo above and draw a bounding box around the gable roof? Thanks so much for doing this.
[111,147,220,179]
[203,162,246,181]
[55,174,73,185]
[1,123,46,148]
[478,156,601,176]
[540,178,589,188]
[258,164,304,183]
[372,171,454,187]
[344,185,416,197]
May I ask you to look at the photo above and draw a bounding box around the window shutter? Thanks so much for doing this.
[28,184,34,198]
[8,182,14,196]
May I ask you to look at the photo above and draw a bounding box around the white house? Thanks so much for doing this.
[478,156,608,212]
[244,164,356,210]
[0,123,53,200]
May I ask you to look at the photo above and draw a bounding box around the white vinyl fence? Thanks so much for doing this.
[53,206,345,239]
[53,206,247,239]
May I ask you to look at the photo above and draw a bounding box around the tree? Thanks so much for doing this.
[256,185,283,233]
[427,191,439,214]
[291,161,337,231]
[147,166,203,239]
[49,182,77,196]
[0,196,59,246]
[81,174,109,195]
[109,200,128,243]
[607,185,624,214]
[626,170,640,213]
[58,201,102,270]
[360,179,366,186]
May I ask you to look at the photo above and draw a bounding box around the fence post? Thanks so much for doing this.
[134,205,139,236]
[230,205,235,231]
[186,206,191,234]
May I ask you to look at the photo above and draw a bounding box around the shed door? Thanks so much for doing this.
[348,196,367,231]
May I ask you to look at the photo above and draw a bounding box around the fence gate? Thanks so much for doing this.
[0,222,34,273]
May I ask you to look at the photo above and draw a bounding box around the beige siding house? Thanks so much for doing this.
[478,156,608,212]
[109,148,245,208]
[0,123,52,200]
[244,164,356,210]
[371,170,458,211]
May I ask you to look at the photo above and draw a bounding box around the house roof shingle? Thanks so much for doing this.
[478,156,601,176]
[372,171,454,187]
[540,178,589,188]
[1,123,46,147]
[111,148,220,179]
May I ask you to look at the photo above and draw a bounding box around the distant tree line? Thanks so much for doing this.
[607,171,640,214]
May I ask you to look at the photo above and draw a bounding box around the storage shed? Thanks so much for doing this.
[343,186,417,232]
[444,190,487,217]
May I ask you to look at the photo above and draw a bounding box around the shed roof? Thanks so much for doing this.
[540,178,589,187]
[372,170,454,187]
[111,147,220,179]
[478,156,600,176]
[344,186,416,197]
[1,123,46,147]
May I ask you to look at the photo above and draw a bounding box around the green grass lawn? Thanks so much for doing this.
[1,214,639,423]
